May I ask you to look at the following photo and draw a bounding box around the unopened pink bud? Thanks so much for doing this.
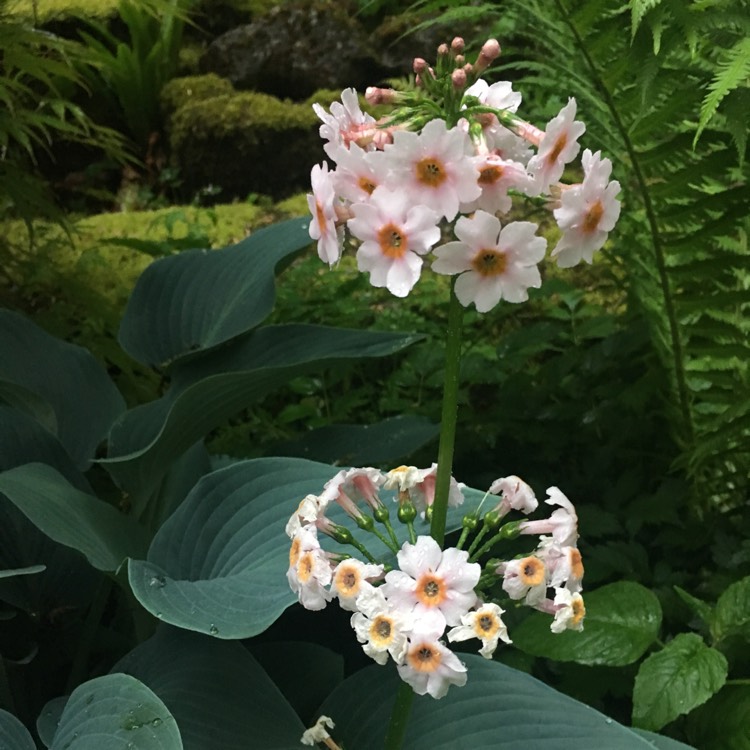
[365,86,396,105]
[451,37,465,54]
[481,38,501,61]
[413,57,428,74]
[437,43,449,57]
[454,54,465,66]
[451,68,467,91]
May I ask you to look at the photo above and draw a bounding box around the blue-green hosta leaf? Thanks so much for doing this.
[118,217,311,368]
[631,729,697,749]
[50,673,182,750]
[318,657,664,749]
[512,581,662,666]
[632,633,728,731]
[0,310,124,469]
[128,458,484,638]
[0,463,149,572]
[113,627,305,749]
[37,697,68,749]
[0,565,45,579]
[103,325,420,496]
[0,708,35,749]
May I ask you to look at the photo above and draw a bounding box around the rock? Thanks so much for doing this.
[199,0,384,100]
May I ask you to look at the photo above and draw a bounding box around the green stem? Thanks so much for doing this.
[430,280,465,546]
[726,679,750,686]
[467,524,490,557]
[383,682,414,750]
[406,520,417,545]
[347,536,380,565]
[382,518,400,549]
[456,526,471,550]
[370,526,399,555]
[469,522,520,562]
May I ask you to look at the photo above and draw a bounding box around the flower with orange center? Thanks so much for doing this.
[432,210,546,312]
[307,162,343,266]
[448,602,512,658]
[551,588,586,633]
[313,87,376,159]
[286,527,333,611]
[397,624,468,699]
[539,538,585,593]
[348,186,441,298]
[384,118,480,220]
[351,588,413,665]
[552,148,621,268]
[501,554,548,606]
[330,142,389,204]
[382,535,480,629]
[330,558,383,612]
[527,98,585,194]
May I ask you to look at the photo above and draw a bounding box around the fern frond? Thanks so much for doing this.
[631,0,664,35]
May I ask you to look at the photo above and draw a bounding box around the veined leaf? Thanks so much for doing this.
[0,708,35,749]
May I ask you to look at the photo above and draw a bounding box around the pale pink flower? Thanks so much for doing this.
[385,463,464,516]
[307,162,343,266]
[465,78,522,113]
[347,187,441,297]
[447,602,511,658]
[552,149,621,267]
[518,487,578,547]
[549,588,586,633]
[397,623,467,699]
[432,210,547,312]
[287,527,333,611]
[285,493,332,538]
[330,558,384,611]
[313,87,376,158]
[498,555,548,606]
[382,536,480,629]
[538,539,584,592]
[383,119,481,220]
[330,144,389,204]
[331,467,386,511]
[461,154,533,215]
[527,98,586,194]
[488,475,538,517]
[351,587,413,665]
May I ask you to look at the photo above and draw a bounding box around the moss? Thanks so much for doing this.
[161,74,235,121]
[6,0,118,21]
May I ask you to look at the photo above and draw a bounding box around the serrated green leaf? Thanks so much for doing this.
[118,217,312,368]
[512,581,662,666]
[0,463,149,572]
[103,325,421,496]
[0,708,35,749]
[633,633,728,731]
[686,685,750,750]
[713,575,750,642]
[318,657,662,748]
[0,310,124,470]
[674,586,714,628]
[111,627,306,749]
[50,673,182,749]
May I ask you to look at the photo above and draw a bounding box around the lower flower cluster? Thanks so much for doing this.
[286,466,585,699]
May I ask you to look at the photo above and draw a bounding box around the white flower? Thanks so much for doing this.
[461,154,533,215]
[313,87,375,158]
[397,623,467,699]
[307,162,343,266]
[351,587,413,665]
[527,98,586,194]
[538,539,584,593]
[383,463,463,516]
[432,210,546,312]
[285,493,325,538]
[348,187,441,298]
[383,465,424,493]
[383,119,481,220]
[552,149,621,267]
[301,715,335,746]
[488,474,538,516]
[448,602,512,658]
[287,527,333,611]
[518,486,578,547]
[550,588,586,633]
[382,536,480,629]
[499,555,548,606]
[465,79,522,113]
[331,143,389,204]
[330,467,385,511]
[330,558,384,612]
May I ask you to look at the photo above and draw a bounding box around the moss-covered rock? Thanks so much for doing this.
[161,74,235,122]
[168,89,324,200]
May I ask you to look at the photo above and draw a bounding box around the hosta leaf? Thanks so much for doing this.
[318,657,663,749]
[128,458,484,638]
[0,708,35,749]
[103,325,420,496]
[50,673,182,749]
[118,217,311,368]
[512,581,662,666]
[112,627,305,749]
[0,565,45,579]
[686,686,750,750]
[0,310,124,469]
[632,633,728,731]
[631,729,696,749]
[0,463,149,572]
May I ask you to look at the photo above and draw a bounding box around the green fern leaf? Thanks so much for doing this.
[631,0,664,35]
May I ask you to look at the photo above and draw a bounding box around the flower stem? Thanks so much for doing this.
[467,524,490,556]
[430,280,465,546]
[383,682,414,750]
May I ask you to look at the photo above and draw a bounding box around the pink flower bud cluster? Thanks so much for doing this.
[307,39,621,312]
[285,466,585,698]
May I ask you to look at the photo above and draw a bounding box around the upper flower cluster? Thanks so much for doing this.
[307,38,621,311]
[286,466,585,699]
